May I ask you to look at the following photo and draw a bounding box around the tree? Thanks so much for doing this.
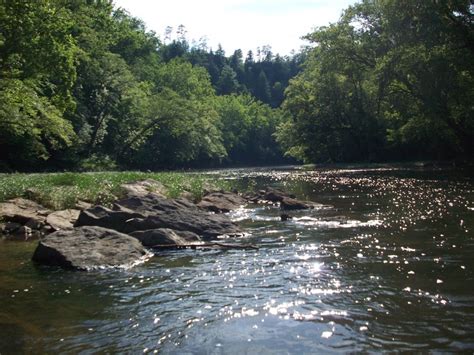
[255,70,271,103]
[0,0,78,168]
[216,65,240,95]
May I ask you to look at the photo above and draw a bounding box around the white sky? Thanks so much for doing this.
[113,0,357,56]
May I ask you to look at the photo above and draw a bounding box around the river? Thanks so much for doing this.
[1,164,473,353]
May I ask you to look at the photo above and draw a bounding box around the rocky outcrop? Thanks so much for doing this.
[19,179,318,271]
[75,194,242,240]
[32,226,152,270]
[197,191,246,213]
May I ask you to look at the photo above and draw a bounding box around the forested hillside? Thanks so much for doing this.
[1,0,473,172]
[0,1,295,171]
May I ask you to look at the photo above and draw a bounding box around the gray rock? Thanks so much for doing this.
[123,210,241,240]
[0,198,50,224]
[76,194,241,240]
[129,228,201,247]
[32,226,152,270]
[114,194,197,215]
[46,209,80,231]
[74,205,144,231]
[121,179,167,197]
[244,187,296,204]
[198,191,246,213]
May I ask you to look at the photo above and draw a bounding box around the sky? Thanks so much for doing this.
[113,0,357,56]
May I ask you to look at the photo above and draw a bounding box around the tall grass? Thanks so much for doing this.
[0,171,231,210]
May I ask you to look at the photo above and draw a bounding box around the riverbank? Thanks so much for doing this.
[0,171,233,210]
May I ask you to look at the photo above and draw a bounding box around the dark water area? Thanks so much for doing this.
[1,165,473,353]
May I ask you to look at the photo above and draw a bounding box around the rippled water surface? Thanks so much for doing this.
[1,165,473,353]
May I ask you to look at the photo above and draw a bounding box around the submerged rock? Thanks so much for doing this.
[32,226,151,270]
[244,187,296,203]
[198,191,246,213]
[244,187,315,210]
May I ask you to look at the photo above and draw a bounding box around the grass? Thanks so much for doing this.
[0,171,232,210]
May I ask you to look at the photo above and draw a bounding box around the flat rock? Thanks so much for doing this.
[198,191,246,213]
[32,226,152,270]
[46,209,80,231]
[121,179,167,197]
[0,198,50,224]
[129,228,201,247]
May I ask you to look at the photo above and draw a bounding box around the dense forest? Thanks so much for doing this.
[0,0,473,172]
[0,0,297,171]
[277,0,474,163]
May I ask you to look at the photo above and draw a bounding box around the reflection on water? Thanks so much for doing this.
[1,165,473,353]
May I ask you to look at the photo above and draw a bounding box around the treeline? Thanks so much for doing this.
[0,1,293,172]
[276,0,474,163]
[158,29,304,107]
[2,0,473,172]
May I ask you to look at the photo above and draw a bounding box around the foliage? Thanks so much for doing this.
[0,1,289,171]
[278,0,474,163]
[216,94,287,164]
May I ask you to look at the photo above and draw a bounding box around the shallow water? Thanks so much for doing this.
[1,165,473,353]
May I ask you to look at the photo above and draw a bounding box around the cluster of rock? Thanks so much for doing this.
[1,181,316,271]
[0,198,83,240]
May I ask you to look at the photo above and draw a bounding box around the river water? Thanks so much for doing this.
[1,165,473,353]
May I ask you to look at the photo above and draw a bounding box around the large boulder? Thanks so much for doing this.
[129,228,201,247]
[198,191,246,213]
[32,226,152,270]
